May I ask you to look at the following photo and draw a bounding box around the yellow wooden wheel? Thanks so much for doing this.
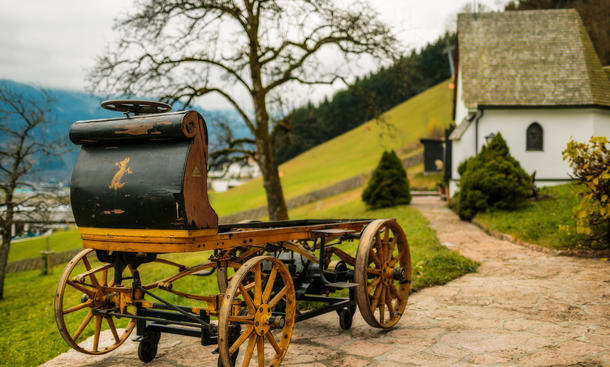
[355,219,411,328]
[54,249,136,354]
[218,256,296,367]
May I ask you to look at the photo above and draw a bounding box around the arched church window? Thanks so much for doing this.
[526,122,543,151]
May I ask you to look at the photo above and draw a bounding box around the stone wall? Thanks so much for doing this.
[6,248,82,273]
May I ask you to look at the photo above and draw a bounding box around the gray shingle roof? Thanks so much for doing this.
[458,9,610,108]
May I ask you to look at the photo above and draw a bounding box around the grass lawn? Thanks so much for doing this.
[408,165,442,191]
[289,187,478,291]
[0,187,476,366]
[210,80,453,216]
[8,227,82,262]
[475,183,590,250]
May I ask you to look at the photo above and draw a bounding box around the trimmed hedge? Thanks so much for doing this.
[456,133,531,220]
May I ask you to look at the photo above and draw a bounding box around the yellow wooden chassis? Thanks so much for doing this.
[78,221,369,253]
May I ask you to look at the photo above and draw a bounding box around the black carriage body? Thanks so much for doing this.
[69,111,218,230]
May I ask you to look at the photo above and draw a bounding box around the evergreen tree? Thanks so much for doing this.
[362,151,412,209]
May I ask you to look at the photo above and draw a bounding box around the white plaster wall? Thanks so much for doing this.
[477,108,604,179]
[449,119,476,195]
[592,109,610,137]
[448,107,610,197]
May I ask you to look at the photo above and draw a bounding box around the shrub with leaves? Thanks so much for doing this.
[456,133,531,220]
[562,136,610,247]
[362,150,411,209]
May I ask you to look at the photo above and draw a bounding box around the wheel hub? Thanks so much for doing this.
[254,304,271,336]
[92,288,116,309]
[382,262,393,286]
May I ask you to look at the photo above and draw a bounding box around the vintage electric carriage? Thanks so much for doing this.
[54,100,412,367]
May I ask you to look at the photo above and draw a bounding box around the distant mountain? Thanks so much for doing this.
[0,80,250,184]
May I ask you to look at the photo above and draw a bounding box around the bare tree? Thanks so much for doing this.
[0,83,58,299]
[89,0,398,220]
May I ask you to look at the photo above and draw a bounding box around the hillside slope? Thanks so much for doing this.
[211,80,453,216]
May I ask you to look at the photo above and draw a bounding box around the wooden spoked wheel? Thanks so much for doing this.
[218,256,296,367]
[54,249,136,354]
[355,219,411,329]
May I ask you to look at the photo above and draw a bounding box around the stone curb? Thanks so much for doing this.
[471,218,610,258]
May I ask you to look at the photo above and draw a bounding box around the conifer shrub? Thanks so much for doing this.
[456,133,531,220]
[362,150,412,209]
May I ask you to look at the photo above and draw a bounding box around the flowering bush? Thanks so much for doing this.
[562,136,610,247]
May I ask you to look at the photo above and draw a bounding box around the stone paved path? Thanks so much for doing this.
[43,196,610,367]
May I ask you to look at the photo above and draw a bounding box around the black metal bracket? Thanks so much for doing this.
[137,286,208,327]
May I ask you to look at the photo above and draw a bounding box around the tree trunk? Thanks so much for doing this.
[256,129,289,221]
[0,233,11,300]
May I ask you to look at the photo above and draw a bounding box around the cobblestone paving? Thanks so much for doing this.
[43,196,610,367]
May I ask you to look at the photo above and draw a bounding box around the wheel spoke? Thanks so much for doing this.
[268,286,288,308]
[93,315,102,352]
[81,256,100,287]
[369,250,381,267]
[230,326,253,355]
[367,277,381,294]
[106,317,120,343]
[228,315,255,324]
[383,225,390,245]
[367,268,382,275]
[375,233,384,263]
[101,268,108,286]
[66,280,95,296]
[237,282,256,295]
[241,333,257,367]
[265,331,282,355]
[63,299,93,314]
[256,335,264,367]
[254,263,262,305]
[379,298,385,324]
[387,234,396,262]
[385,286,395,319]
[388,283,403,302]
[389,257,398,267]
[72,309,93,341]
[239,284,256,314]
[370,283,383,311]
[262,266,277,303]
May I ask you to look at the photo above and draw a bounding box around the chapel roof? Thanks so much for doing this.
[457,9,610,108]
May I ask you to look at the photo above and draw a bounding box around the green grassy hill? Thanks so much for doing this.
[211,80,453,216]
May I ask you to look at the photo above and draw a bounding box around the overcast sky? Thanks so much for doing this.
[0,0,508,108]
